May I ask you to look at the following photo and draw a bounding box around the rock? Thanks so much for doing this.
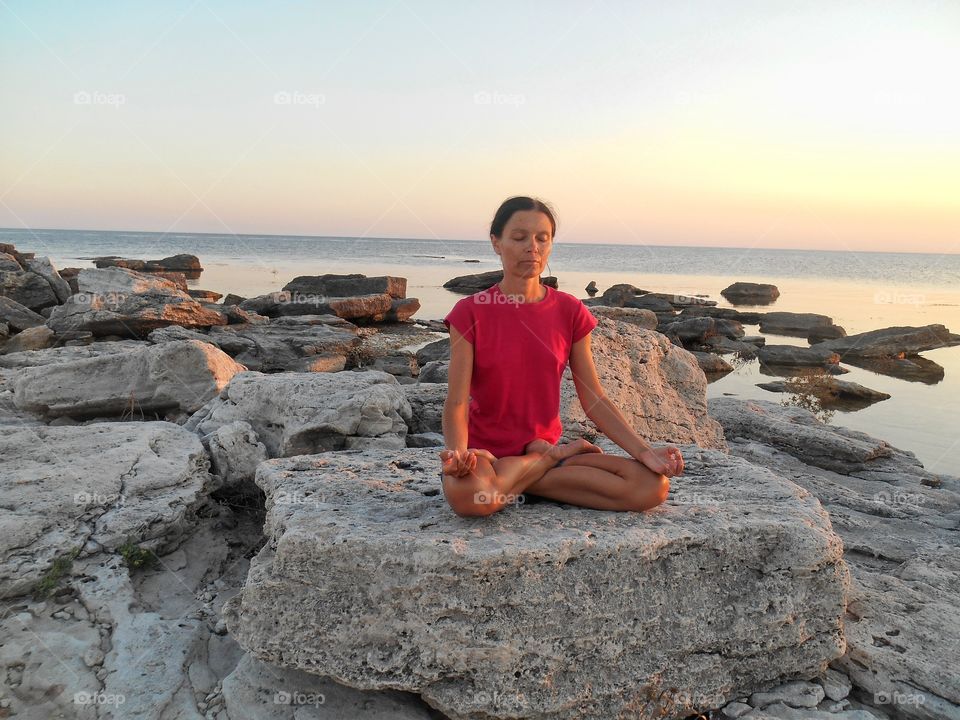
[759,312,836,337]
[742,701,884,718]
[283,273,408,299]
[585,283,651,308]
[0,421,213,598]
[585,280,598,296]
[93,253,203,277]
[0,322,7,342]
[186,370,413,457]
[443,269,504,294]
[750,680,825,708]
[0,325,55,354]
[813,324,960,358]
[151,270,188,290]
[417,359,448,383]
[0,339,149,369]
[221,653,435,719]
[47,287,228,338]
[659,316,745,345]
[205,420,269,494]
[560,317,727,449]
[188,288,223,302]
[808,324,847,343]
[691,351,735,375]
[415,337,449,366]
[818,667,852,701]
[839,354,944,384]
[77,265,188,297]
[223,446,850,720]
[679,306,767,325]
[405,431,444,448]
[709,397,960,720]
[588,305,658,329]
[150,316,361,373]
[379,295,421,322]
[240,290,394,322]
[402,383,445,435]
[0,251,21,271]
[12,339,245,418]
[756,377,891,407]
[0,269,59,310]
[644,291,717,309]
[0,295,46,331]
[24,256,72,304]
[625,293,676,313]
[222,293,246,306]
[0,242,33,265]
[721,282,780,304]
[757,344,841,367]
[723,701,754,718]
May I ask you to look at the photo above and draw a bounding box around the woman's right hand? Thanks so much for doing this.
[439,448,497,478]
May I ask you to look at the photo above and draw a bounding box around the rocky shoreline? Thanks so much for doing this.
[1,245,958,720]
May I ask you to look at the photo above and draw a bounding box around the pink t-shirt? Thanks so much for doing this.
[443,283,599,459]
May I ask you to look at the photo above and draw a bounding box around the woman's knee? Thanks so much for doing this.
[624,470,670,512]
[442,475,501,517]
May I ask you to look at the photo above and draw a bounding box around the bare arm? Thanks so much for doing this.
[441,324,477,476]
[569,333,684,476]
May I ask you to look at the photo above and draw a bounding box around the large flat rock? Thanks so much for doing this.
[224,446,850,720]
[0,421,214,599]
[11,339,246,418]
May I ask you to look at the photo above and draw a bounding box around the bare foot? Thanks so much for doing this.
[524,438,554,455]
[525,438,603,466]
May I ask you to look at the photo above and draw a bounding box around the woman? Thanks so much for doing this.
[439,196,684,517]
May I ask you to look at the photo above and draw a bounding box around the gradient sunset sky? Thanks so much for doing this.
[1,1,958,253]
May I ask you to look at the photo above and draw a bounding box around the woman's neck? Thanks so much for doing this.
[497,277,546,303]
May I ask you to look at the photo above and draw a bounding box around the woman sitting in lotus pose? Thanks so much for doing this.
[439,196,684,517]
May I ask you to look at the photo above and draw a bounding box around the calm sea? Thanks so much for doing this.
[3,228,958,475]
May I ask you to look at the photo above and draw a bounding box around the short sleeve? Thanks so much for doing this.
[572,301,598,343]
[444,298,476,344]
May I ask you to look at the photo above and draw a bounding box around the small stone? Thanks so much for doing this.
[82,647,104,667]
[722,700,753,717]
[750,680,825,708]
[817,667,852,701]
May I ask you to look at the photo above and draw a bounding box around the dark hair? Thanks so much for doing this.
[489,196,557,239]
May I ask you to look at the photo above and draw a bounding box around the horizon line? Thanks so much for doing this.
[0,226,956,257]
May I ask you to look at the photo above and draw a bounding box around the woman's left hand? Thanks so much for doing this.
[637,446,684,477]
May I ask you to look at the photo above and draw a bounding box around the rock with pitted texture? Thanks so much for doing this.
[709,397,960,720]
[224,446,849,720]
[0,421,213,598]
[559,316,726,449]
[812,324,960,358]
[12,339,245,418]
[186,370,412,457]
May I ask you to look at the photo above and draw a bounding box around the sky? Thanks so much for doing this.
[1,0,958,253]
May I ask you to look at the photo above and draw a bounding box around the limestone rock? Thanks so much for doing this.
[205,420,269,493]
[186,370,413,457]
[24,256,72,304]
[0,339,149,369]
[0,269,58,311]
[0,295,46,331]
[0,325,55,354]
[559,317,726,449]
[224,446,850,720]
[588,305,658,329]
[813,324,960,358]
[0,421,213,598]
[12,339,245,418]
[750,680,825,708]
[221,653,435,720]
[721,282,780,304]
[709,397,960,720]
[283,273,408,299]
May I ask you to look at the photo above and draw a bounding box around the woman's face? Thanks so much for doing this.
[491,210,554,279]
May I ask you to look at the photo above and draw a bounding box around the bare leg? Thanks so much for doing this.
[524,452,670,512]
[441,439,602,517]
